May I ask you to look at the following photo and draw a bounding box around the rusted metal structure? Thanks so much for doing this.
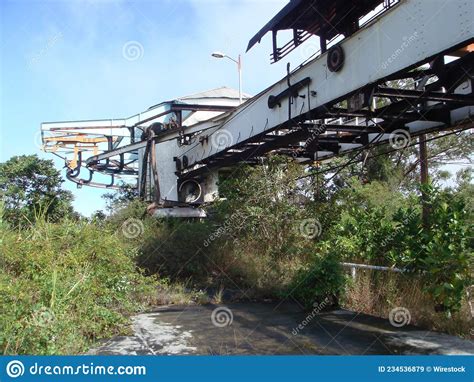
[41,0,474,217]
[247,0,398,63]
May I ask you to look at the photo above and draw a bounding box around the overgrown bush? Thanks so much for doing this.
[326,182,472,314]
[136,218,215,282]
[104,201,218,285]
[0,215,157,355]
[104,158,342,300]
[388,187,473,312]
[211,158,320,293]
[289,248,346,309]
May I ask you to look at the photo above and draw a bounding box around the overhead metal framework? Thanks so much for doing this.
[41,89,243,189]
[246,0,398,63]
[40,0,473,216]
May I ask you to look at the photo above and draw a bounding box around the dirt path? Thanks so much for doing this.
[89,302,474,355]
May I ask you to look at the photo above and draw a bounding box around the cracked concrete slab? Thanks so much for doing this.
[88,312,197,355]
[88,303,474,355]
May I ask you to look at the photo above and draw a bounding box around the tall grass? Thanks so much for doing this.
[342,269,473,337]
[0,217,157,355]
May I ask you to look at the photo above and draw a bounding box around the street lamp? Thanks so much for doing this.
[211,51,242,104]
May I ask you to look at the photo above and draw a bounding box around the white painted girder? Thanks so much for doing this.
[151,0,473,202]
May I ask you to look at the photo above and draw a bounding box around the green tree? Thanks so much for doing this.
[0,155,75,226]
[102,181,138,212]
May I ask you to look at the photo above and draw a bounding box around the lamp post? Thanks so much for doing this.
[211,51,242,104]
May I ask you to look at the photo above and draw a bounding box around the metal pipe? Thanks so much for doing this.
[340,262,405,273]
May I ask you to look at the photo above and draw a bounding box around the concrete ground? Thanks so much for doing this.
[88,302,474,355]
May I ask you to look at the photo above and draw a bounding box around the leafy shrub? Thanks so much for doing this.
[323,183,472,314]
[388,187,473,312]
[289,247,346,309]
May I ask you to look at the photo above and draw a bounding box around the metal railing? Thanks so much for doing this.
[340,262,405,279]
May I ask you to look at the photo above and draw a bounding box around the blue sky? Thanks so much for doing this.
[0,0,319,216]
